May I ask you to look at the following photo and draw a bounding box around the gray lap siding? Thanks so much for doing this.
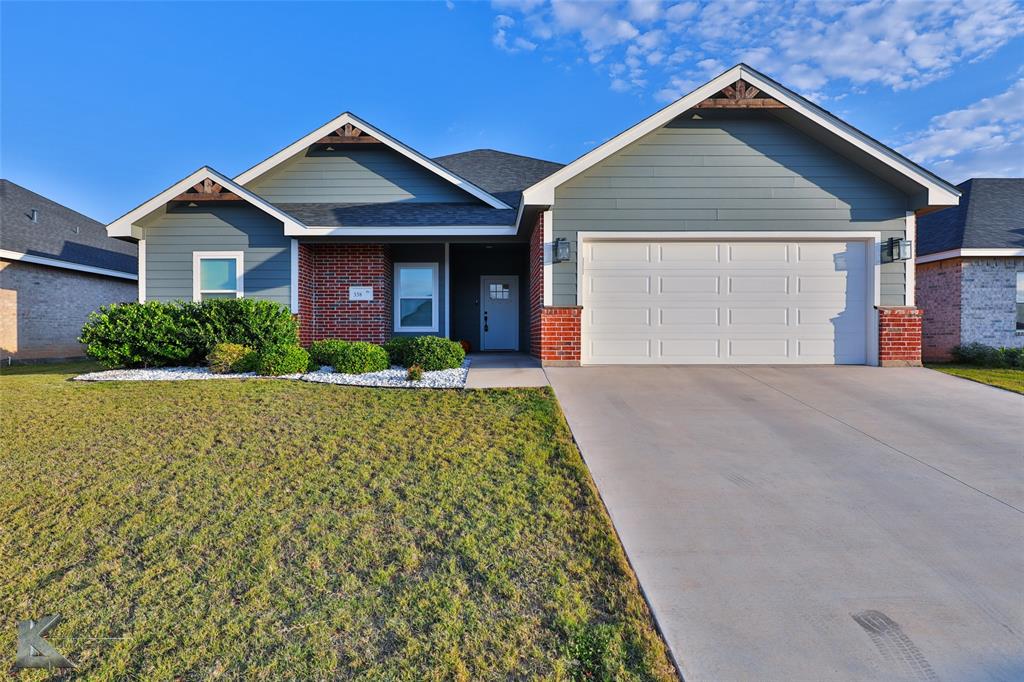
[143,206,291,306]
[550,115,910,307]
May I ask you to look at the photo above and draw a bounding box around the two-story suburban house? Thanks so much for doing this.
[107,64,960,366]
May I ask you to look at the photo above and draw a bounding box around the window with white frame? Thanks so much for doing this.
[1016,271,1023,331]
[193,251,244,301]
[394,263,438,332]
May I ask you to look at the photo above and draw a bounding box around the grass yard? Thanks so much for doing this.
[0,364,673,681]
[927,364,1024,395]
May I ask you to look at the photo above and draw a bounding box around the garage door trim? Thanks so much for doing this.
[576,231,882,366]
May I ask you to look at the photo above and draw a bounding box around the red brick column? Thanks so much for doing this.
[539,306,582,365]
[877,306,923,367]
[298,243,393,344]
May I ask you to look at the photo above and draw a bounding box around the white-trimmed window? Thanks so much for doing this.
[193,251,244,301]
[394,262,438,332]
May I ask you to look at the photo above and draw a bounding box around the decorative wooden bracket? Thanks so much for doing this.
[315,122,382,145]
[694,79,786,109]
[171,177,242,202]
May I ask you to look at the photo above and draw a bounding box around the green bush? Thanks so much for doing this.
[79,299,298,369]
[308,339,389,373]
[254,344,310,376]
[383,336,415,367]
[406,364,424,381]
[206,343,255,374]
[952,342,1024,369]
[399,335,466,371]
[79,301,196,368]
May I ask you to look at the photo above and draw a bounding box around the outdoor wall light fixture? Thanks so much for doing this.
[553,238,571,263]
[884,237,912,262]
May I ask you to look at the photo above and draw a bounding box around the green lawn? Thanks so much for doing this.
[927,364,1024,395]
[0,365,673,681]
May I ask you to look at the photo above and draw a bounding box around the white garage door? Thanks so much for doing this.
[581,239,870,365]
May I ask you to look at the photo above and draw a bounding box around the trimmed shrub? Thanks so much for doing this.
[406,364,424,382]
[401,335,465,371]
[952,342,1024,369]
[188,298,298,354]
[255,344,310,376]
[308,339,389,373]
[207,343,255,374]
[308,339,349,368]
[79,301,196,368]
[383,336,415,367]
[79,299,298,369]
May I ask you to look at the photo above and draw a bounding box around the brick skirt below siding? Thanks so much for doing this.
[877,306,923,367]
[537,306,581,365]
[297,243,392,344]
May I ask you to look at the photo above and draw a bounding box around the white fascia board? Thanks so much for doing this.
[286,225,518,237]
[106,167,306,238]
[0,249,138,280]
[521,64,960,208]
[576,230,882,241]
[233,112,512,210]
[916,248,1024,264]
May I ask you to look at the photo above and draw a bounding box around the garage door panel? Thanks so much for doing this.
[582,238,870,365]
[728,275,789,294]
[660,307,720,327]
[728,307,789,326]
[658,242,720,264]
[660,338,721,360]
[588,306,651,328]
[659,275,720,294]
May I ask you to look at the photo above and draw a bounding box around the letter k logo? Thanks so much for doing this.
[15,615,75,670]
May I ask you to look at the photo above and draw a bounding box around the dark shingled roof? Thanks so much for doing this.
[918,178,1024,255]
[432,149,564,210]
[1,179,137,273]
[267,150,562,228]
[278,202,516,227]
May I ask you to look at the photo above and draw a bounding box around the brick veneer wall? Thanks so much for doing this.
[877,306,923,366]
[960,257,1024,350]
[916,258,962,361]
[297,243,393,344]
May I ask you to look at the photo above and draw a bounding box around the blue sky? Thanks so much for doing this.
[2,0,1022,223]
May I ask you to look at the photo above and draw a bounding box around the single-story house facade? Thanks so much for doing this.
[915,178,1023,361]
[108,64,960,366]
[1,179,138,361]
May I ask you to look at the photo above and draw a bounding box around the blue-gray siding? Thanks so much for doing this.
[551,116,910,306]
[246,149,473,204]
[143,206,291,306]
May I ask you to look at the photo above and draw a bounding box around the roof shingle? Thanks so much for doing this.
[917,178,1023,255]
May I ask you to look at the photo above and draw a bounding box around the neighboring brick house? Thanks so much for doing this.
[916,178,1023,361]
[1,180,138,361]
[107,64,961,366]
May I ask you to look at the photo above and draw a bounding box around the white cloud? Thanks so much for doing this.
[898,79,1024,181]
[446,0,455,9]
[488,0,1024,100]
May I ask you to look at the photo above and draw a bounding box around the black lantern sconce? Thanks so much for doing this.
[883,237,912,263]
[553,238,571,263]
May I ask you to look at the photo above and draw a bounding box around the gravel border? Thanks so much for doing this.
[73,359,470,389]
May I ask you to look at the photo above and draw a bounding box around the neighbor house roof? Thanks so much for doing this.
[521,63,961,211]
[433,149,563,209]
[916,178,1024,262]
[1,179,137,277]
[234,112,513,210]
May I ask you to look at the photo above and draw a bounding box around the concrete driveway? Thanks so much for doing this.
[546,366,1024,681]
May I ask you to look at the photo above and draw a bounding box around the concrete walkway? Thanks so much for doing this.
[465,353,549,388]
[547,365,1024,681]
